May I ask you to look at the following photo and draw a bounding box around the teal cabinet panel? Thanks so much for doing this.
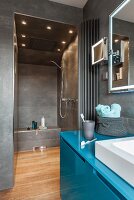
[84,162,125,200]
[60,137,90,199]
[60,139,89,200]
[60,135,127,200]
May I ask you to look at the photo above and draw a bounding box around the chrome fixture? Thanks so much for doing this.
[50,60,62,69]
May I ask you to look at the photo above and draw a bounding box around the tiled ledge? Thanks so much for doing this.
[14,127,61,133]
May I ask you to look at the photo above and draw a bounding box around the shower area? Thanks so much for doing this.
[14,13,78,151]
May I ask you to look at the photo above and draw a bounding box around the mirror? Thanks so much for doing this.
[109,0,134,92]
[92,38,108,65]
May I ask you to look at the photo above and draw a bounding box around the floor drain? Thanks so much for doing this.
[33,146,47,152]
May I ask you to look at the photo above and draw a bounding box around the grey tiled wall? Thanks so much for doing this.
[0,0,82,190]
[83,0,134,134]
[57,37,78,130]
[18,64,57,128]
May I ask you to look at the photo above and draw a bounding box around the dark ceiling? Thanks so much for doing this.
[15,14,77,66]
[113,34,129,42]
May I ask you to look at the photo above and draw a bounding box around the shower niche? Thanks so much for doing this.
[14,13,78,151]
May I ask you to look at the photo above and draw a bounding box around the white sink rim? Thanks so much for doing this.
[96,137,134,164]
[113,139,134,157]
[95,136,134,187]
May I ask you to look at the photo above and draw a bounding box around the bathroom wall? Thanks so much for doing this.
[0,0,82,190]
[83,0,134,133]
[18,64,57,128]
[58,37,78,130]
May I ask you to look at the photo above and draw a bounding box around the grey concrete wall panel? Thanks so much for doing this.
[83,0,134,130]
[0,0,82,190]
[57,38,78,130]
[18,64,58,128]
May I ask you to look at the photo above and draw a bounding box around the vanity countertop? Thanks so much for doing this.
[60,130,134,200]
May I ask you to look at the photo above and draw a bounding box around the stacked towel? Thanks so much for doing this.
[96,104,121,118]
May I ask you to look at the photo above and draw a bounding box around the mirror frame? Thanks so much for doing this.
[108,0,133,93]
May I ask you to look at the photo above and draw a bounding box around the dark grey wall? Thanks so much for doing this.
[84,0,123,37]
[18,64,57,128]
[58,37,78,130]
[83,0,134,132]
[0,0,82,190]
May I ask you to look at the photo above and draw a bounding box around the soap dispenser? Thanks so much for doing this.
[41,116,45,128]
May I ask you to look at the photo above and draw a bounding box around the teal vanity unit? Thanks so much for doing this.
[60,131,134,200]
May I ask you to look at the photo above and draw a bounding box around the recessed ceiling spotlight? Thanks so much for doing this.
[21,34,26,38]
[21,20,27,25]
[114,39,119,43]
[57,49,61,52]
[46,26,52,30]
[62,41,66,44]
[69,30,73,34]
[22,43,26,47]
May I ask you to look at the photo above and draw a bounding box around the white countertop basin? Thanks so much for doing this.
[113,139,134,157]
[95,137,134,187]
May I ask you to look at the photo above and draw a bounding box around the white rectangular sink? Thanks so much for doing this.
[95,137,134,187]
[113,139,134,156]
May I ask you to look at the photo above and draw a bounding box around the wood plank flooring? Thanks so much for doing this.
[0,147,60,200]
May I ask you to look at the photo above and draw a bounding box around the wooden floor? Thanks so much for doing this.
[0,147,61,200]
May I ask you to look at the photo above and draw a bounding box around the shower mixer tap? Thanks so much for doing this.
[62,98,78,102]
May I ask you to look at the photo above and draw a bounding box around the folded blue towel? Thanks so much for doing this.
[100,105,110,117]
[96,103,121,118]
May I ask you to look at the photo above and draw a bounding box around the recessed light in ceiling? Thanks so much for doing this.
[114,39,119,43]
[69,30,73,34]
[21,34,26,38]
[62,41,66,44]
[22,43,26,47]
[21,20,27,25]
[57,48,61,52]
[46,26,52,30]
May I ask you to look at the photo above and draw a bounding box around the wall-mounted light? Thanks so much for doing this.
[21,34,26,38]
[46,26,52,30]
[21,20,27,25]
[62,41,66,44]
[69,30,73,34]
[22,43,26,47]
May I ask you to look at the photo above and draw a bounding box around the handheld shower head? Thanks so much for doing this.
[50,60,62,69]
